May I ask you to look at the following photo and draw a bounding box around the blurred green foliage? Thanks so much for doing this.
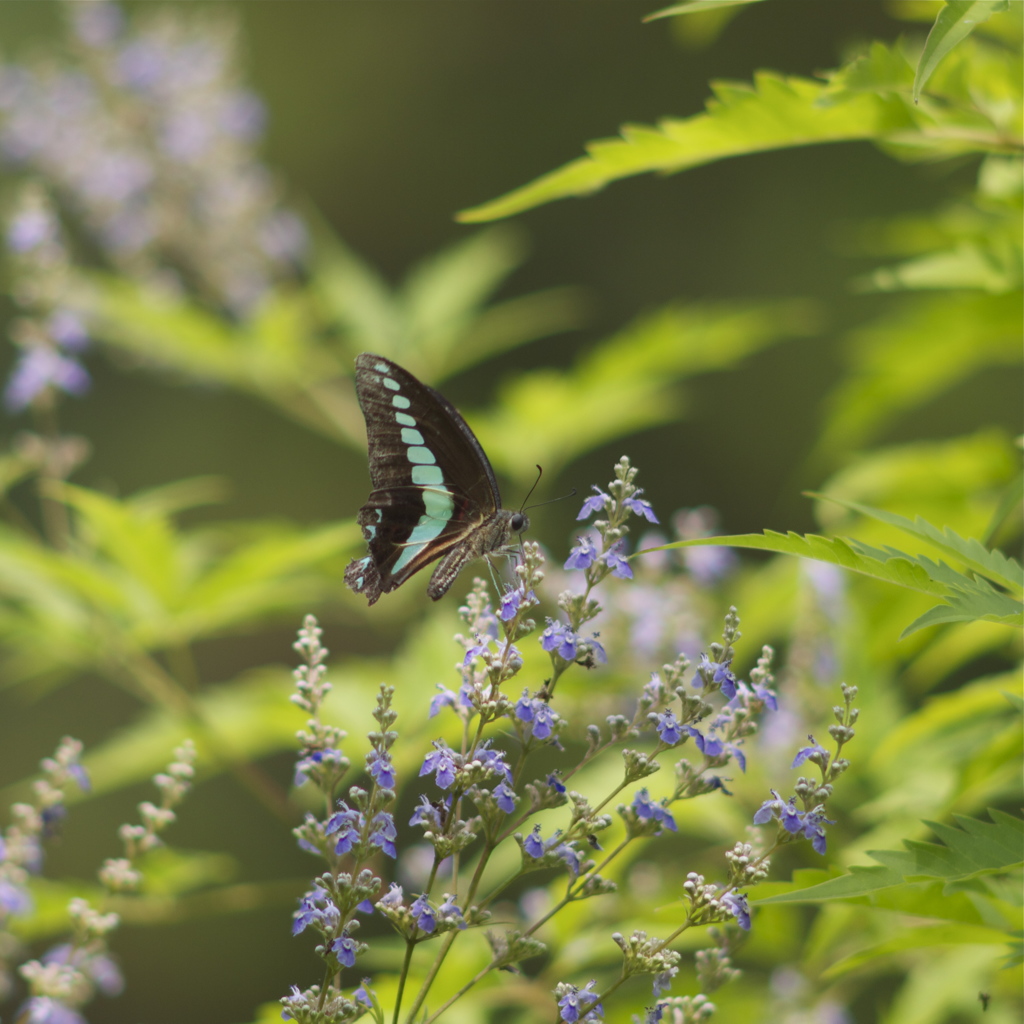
[0,2,1019,1024]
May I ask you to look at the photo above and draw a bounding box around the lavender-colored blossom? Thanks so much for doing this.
[293,748,344,787]
[541,620,579,660]
[429,686,458,718]
[4,348,90,412]
[410,894,436,933]
[515,692,558,740]
[353,981,374,1007]
[370,812,397,859]
[553,843,584,877]
[654,709,683,745]
[696,654,737,699]
[601,543,633,580]
[420,744,458,790]
[499,585,524,621]
[558,980,603,1023]
[474,743,513,784]
[577,487,609,520]
[493,780,518,813]
[624,492,659,523]
[523,826,546,859]
[584,634,607,664]
[791,736,828,769]
[564,534,598,570]
[437,893,468,929]
[325,806,363,856]
[17,996,86,1024]
[46,309,89,351]
[632,789,677,833]
[377,883,404,909]
[367,750,396,789]
[332,934,358,968]
[547,772,566,795]
[410,795,449,831]
[721,890,751,930]
[652,967,677,997]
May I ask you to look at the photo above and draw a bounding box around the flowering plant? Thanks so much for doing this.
[282,458,857,1024]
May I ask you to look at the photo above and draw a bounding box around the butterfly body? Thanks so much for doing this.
[345,354,527,604]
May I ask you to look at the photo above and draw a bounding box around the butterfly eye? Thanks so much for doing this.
[511,513,527,533]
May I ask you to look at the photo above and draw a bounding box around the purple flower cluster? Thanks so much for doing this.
[0,1,305,314]
[557,979,603,1023]
[540,620,606,664]
[325,803,397,859]
[753,791,834,855]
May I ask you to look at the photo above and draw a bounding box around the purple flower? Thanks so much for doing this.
[523,825,547,859]
[652,967,677,997]
[540,620,579,660]
[437,893,468,929]
[558,980,603,1023]
[632,789,677,834]
[4,348,90,412]
[367,750,396,789]
[377,883,404,909]
[547,772,566,795]
[577,487,609,521]
[564,534,598,570]
[325,805,363,855]
[515,692,558,740]
[696,656,737,699]
[420,744,458,790]
[624,492,659,523]
[601,542,633,580]
[553,843,584,877]
[370,812,397,858]
[791,736,828,769]
[474,743,513,784]
[410,794,449,831]
[16,997,86,1024]
[499,585,525,621]
[292,886,332,935]
[332,933,358,968]
[429,686,458,718]
[654,710,683,745]
[801,809,835,854]
[493,780,518,813]
[721,890,751,930]
[411,894,436,933]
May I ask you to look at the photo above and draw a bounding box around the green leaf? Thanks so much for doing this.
[757,812,1023,905]
[810,495,1024,594]
[645,0,766,19]
[914,1,1009,103]
[458,71,911,222]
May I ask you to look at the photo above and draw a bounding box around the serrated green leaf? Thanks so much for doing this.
[914,1,1009,103]
[458,71,911,222]
[653,531,953,596]
[757,813,1022,906]
[813,495,1023,593]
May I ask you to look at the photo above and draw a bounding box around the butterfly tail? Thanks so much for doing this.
[345,553,384,605]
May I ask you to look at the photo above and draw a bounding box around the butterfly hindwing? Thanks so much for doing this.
[344,354,528,604]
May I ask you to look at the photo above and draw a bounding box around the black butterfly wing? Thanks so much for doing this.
[345,353,503,603]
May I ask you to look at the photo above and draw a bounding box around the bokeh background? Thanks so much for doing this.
[0,3,1019,1023]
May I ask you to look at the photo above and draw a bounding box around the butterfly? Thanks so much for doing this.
[344,353,528,604]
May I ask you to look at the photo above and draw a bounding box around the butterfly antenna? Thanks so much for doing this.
[519,465,544,512]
